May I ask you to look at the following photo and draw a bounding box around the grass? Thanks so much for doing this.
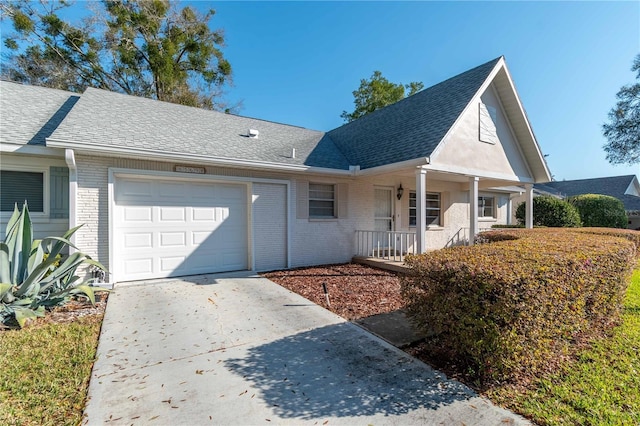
[0,315,103,426]
[488,267,640,425]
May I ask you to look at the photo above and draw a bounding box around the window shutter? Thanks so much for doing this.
[441,192,449,227]
[296,180,309,219]
[337,183,348,218]
[50,167,69,219]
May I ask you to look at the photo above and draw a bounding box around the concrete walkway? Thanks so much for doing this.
[84,273,529,425]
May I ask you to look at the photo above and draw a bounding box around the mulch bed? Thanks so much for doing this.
[263,263,406,320]
[1,292,108,330]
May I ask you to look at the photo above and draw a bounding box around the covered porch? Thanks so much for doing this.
[352,165,535,264]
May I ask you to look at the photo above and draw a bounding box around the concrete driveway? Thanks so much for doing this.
[84,272,529,425]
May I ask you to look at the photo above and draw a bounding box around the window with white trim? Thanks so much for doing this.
[478,196,495,218]
[1,170,45,212]
[309,183,335,218]
[409,192,441,227]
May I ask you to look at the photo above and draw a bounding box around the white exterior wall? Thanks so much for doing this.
[291,178,372,267]
[73,154,370,275]
[73,154,515,279]
[431,83,533,182]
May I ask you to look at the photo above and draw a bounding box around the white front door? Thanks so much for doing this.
[374,187,393,232]
[113,176,248,282]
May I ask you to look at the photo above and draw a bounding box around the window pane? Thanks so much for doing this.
[309,183,335,217]
[410,191,440,227]
[1,171,44,212]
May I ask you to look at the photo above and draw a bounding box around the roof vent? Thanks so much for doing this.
[248,129,259,138]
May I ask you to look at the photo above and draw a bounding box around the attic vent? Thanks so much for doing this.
[248,129,259,138]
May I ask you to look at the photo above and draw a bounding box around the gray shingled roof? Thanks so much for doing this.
[327,57,502,169]
[537,175,640,212]
[7,57,506,171]
[48,87,351,170]
[0,80,79,146]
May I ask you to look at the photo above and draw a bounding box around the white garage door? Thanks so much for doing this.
[113,177,248,282]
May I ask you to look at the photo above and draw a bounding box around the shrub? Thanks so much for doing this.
[0,203,107,327]
[516,195,582,227]
[402,228,637,385]
[568,194,628,228]
[490,224,525,229]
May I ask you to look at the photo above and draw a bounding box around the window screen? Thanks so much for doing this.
[309,183,335,218]
[1,171,44,212]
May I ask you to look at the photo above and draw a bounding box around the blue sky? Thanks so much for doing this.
[4,1,639,180]
[208,1,639,181]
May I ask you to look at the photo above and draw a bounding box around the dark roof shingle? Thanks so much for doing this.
[327,57,501,169]
[538,175,640,211]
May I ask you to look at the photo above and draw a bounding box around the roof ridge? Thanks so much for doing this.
[328,56,502,135]
[0,79,80,97]
[82,86,322,133]
[548,175,636,183]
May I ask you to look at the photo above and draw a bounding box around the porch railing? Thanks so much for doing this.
[354,230,417,262]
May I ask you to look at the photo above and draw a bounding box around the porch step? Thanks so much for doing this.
[352,256,410,274]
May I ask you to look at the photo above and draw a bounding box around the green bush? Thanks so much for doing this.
[568,194,628,228]
[402,228,637,386]
[516,195,582,227]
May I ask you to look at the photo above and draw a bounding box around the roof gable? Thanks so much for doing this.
[326,58,501,170]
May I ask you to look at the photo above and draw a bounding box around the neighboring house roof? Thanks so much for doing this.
[0,80,79,146]
[327,57,501,169]
[537,175,640,212]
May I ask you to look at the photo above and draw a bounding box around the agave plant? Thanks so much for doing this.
[0,203,107,327]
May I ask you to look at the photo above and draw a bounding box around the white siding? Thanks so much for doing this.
[253,183,287,272]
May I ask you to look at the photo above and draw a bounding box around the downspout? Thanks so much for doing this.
[64,149,77,253]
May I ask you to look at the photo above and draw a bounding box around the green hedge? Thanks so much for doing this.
[516,195,582,227]
[402,228,637,385]
[568,194,628,228]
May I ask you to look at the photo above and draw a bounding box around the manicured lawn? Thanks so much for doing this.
[0,315,103,426]
[488,267,640,425]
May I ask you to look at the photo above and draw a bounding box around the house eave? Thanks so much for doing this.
[354,157,430,176]
[46,138,355,176]
[0,143,66,158]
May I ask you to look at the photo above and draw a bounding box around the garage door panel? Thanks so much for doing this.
[159,207,186,222]
[159,182,187,199]
[124,232,153,249]
[114,177,249,281]
[159,232,186,248]
[123,207,152,222]
[124,258,154,276]
[118,179,153,199]
[160,256,185,272]
[192,207,215,222]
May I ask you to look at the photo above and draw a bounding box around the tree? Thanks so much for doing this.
[340,71,423,122]
[1,0,233,110]
[603,54,640,165]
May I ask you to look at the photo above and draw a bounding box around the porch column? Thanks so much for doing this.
[416,167,427,253]
[525,183,534,229]
[469,177,479,245]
